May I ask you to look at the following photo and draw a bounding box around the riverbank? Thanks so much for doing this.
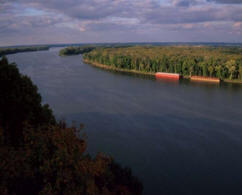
[223,79,242,84]
[84,60,242,84]
[84,59,156,77]
[0,46,49,57]
[84,59,242,84]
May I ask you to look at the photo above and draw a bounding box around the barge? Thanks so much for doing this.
[155,72,180,80]
[190,76,220,83]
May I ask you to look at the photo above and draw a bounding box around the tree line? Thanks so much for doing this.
[59,46,96,56]
[59,44,139,56]
[83,46,242,80]
[0,57,143,195]
[0,46,49,57]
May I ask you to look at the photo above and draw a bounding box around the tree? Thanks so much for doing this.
[0,57,56,145]
[182,60,190,76]
[0,123,143,195]
[161,55,168,72]
[82,45,242,81]
[226,59,237,80]
[239,66,242,80]
[201,62,208,77]
[208,65,215,77]
[0,57,143,195]
[215,65,223,79]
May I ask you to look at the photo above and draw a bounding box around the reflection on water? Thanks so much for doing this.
[7,48,242,195]
[156,77,180,84]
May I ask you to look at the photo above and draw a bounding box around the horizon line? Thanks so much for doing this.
[1,41,242,48]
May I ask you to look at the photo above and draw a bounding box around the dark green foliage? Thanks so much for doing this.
[59,46,96,56]
[0,46,49,56]
[0,58,143,195]
[83,46,242,80]
[0,123,143,195]
[0,57,56,145]
[107,161,143,194]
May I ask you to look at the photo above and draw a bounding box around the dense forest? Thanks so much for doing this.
[59,46,96,56]
[59,44,138,56]
[83,46,242,81]
[0,46,49,57]
[0,57,143,195]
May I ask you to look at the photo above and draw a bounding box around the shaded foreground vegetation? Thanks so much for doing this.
[0,57,143,195]
[0,46,49,57]
[83,46,242,81]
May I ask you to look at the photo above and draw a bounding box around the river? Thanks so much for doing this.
[8,47,242,195]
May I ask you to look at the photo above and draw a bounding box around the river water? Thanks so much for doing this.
[8,48,242,195]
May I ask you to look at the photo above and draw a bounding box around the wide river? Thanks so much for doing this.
[8,48,242,195]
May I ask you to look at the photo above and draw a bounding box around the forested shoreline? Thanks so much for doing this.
[0,57,143,195]
[59,46,96,56]
[81,46,242,82]
[0,46,49,57]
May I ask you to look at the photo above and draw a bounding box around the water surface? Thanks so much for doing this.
[8,48,242,195]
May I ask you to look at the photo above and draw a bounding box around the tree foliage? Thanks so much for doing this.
[59,46,96,56]
[0,57,143,195]
[0,46,49,57]
[0,57,56,145]
[83,46,242,80]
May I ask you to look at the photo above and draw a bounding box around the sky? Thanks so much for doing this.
[0,0,242,46]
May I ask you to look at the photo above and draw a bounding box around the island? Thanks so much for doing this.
[59,45,242,83]
[82,45,242,83]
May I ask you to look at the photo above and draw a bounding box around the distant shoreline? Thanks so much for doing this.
[84,59,242,84]
[0,46,49,57]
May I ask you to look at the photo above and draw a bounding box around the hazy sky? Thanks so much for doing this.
[0,0,241,46]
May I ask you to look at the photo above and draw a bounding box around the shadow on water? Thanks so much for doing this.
[156,77,180,84]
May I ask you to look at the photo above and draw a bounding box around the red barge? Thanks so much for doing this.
[155,72,180,80]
